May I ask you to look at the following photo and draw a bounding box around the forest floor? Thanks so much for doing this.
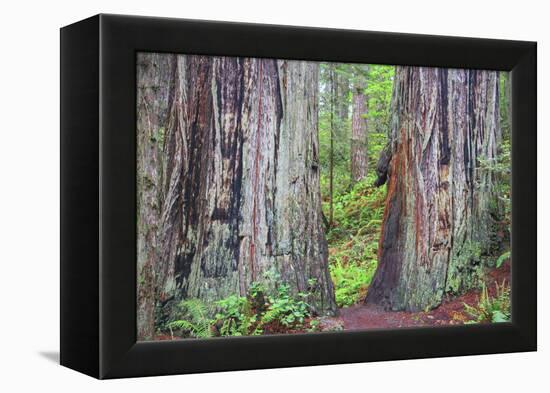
[320,260,511,331]
[152,260,510,341]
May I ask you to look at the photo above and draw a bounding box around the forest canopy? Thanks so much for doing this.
[136,54,511,341]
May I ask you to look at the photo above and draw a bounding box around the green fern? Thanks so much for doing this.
[215,295,253,336]
[464,280,511,324]
[165,282,315,338]
[167,299,213,338]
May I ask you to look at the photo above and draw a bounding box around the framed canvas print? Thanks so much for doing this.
[60,14,536,379]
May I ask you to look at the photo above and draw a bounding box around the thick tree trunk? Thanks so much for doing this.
[137,56,337,338]
[365,67,501,311]
[156,55,216,302]
[269,60,336,313]
[351,70,368,182]
[136,53,175,340]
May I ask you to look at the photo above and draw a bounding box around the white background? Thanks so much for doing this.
[0,0,546,391]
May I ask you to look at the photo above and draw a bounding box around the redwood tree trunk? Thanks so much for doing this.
[272,60,335,314]
[137,55,336,339]
[136,53,175,340]
[351,69,368,182]
[366,67,501,311]
[157,55,216,302]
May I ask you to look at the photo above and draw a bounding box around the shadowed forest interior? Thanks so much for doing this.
[137,53,511,341]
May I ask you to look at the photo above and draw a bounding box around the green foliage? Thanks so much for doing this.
[322,176,386,307]
[464,281,511,324]
[261,284,310,327]
[331,259,376,307]
[150,126,165,145]
[496,251,511,268]
[213,281,311,336]
[365,65,395,135]
[167,299,213,339]
[325,176,386,239]
[318,64,394,195]
[307,318,320,332]
[477,137,511,214]
[495,138,511,221]
[214,295,259,337]
[166,273,313,338]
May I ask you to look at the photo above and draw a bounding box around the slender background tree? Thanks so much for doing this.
[351,65,368,183]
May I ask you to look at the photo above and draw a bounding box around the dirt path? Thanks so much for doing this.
[321,261,511,331]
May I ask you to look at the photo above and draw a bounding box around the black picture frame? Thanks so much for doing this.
[60,13,537,379]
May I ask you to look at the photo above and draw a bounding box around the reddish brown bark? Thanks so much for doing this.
[366,67,501,311]
[136,55,336,339]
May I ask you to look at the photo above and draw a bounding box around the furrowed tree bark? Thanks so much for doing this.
[271,60,336,314]
[351,68,368,182]
[366,67,501,311]
[136,53,175,340]
[137,56,337,331]
[156,55,215,304]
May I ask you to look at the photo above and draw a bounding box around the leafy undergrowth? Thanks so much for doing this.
[323,174,386,307]
[463,280,510,323]
[160,273,321,339]
[156,261,512,340]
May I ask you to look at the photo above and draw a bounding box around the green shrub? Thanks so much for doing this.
[213,282,311,335]
[261,284,310,328]
[214,295,262,336]
[166,275,315,339]
[464,280,511,323]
